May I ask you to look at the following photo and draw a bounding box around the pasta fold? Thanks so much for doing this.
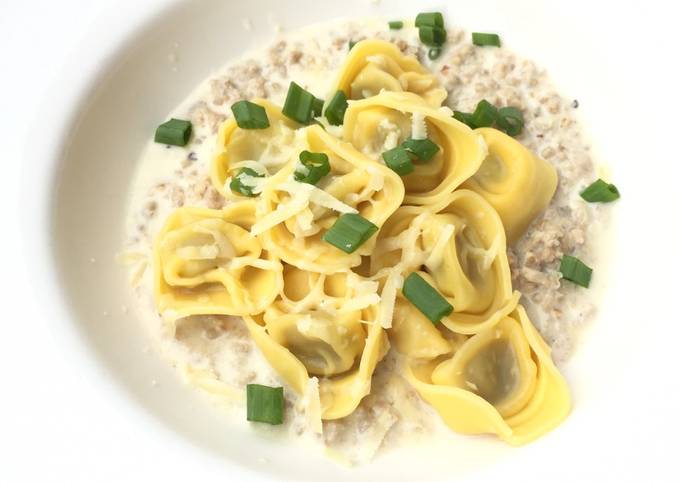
[245,266,388,419]
[344,91,486,206]
[153,203,283,318]
[405,306,571,445]
[372,190,518,334]
[211,99,301,197]
[463,128,558,244]
[332,39,447,106]
[256,124,404,274]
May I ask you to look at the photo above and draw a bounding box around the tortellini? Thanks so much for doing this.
[389,296,466,359]
[153,203,283,318]
[244,266,389,419]
[149,33,572,444]
[211,99,301,197]
[255,125,404,274]
[344,91,487,206]
[405,306,571,445]
[462,128,558,244]
[372,190,519,334]
[332,39,447,106]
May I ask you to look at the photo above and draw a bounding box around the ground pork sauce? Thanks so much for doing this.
[122,19,608,464]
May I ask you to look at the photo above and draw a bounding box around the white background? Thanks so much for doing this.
[2,1,679,481]
[0,2,229,481]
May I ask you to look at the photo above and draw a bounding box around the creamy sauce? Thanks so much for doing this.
[122,18,608,463]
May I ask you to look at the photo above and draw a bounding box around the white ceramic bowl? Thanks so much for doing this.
[24,0,680,480]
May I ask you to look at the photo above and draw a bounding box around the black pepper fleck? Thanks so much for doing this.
[572,99,579,108]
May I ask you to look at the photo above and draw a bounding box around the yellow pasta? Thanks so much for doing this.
[344,91,486,206]
[405,305,571,445]
[255,124,404,274]
[148,31,573,446]
[389,297,466,359]
[463,128,558,244]
[153,203,283,318]
[244,265,389,419]
[211,99,301,197]
[372,189,519,334]
[332,39,447,106]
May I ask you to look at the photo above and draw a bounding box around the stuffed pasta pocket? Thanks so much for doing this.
[332,39,447,106]
[153,203,283,319]
[344,91,486,206]
[372,189,519,334]
[405,305,571,446]
[251,124,404,274]
[245,265,388,420]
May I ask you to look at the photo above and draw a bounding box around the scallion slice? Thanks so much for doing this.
[231,100,270,130]
[471,99,498,128]
[388,20,404,30]
[428,47,443,60]
[453,110,477,128]
[382,146,414,175]
[349,40,357,50]
[230,167,264,197]
[415,12,444,28]
[324,90,348,126]
[580,179,620,203]
[401,138,440,162]
[496,106,524,136]
[559,255,592,288]
[419,26,447,46]
[322,213,378,254]
[472,32,501,47]
[154,118,192,146]
[312,97,324,118]
[246,384,284,425]
[402,272,453,324]
[282,82,323,124]
[295,150,330,185]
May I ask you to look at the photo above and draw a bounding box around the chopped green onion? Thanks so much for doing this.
[294,150,330,185]
[415,12,444,28]
[322,213,378,254]
[312,97,324,118]
[349,40,357,50]
[324,90,348,126]
[453,102,524,136]
[401,138,440,162]
[282,82,323,124]
[388,20,404,30]
[453,110,476,128]
[230,167,264,197]
[580,179,620,203]
[231,100,270,130]
[382,146,414,175]
[402,272,453,324]
[419,26,447,46]
[246,384,284,425]
[471,99,498,128]
[496,106,524,136]
[154,118,192,146]
[428,47,443,60]
[559,255,592,288]
[472,32,501,47]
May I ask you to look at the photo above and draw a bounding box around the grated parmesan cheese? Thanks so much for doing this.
[250,190,311,236]
[229,160,270,176]
[377,269,404,328]
[365,54,387,67]
[300,377,323,434]
[424,223,455,270]
[411,111,428,140]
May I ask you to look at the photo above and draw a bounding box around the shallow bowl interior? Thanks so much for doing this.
[45,0,647,480]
